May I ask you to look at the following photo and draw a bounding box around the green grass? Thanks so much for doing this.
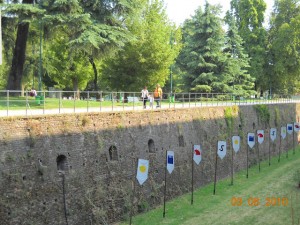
[124,148,300,225]
[0,97,144,110]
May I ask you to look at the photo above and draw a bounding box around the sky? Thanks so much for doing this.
[164,0,274,26]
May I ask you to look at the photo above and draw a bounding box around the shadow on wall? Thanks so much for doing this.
[0,103,298,224]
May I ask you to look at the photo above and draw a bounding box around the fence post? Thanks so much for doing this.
[43,91,45,115]
[133,92,135,110]
[6,90,9,116]
[87,91,89,112]
[100,92,102,112]
[73,92,76,113]
[59,91,61,114]
[195,93,196,107]
[26,91,28,116]
[189,93,191,108]
[112,92,114,111]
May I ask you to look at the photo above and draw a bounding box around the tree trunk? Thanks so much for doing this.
[89,56,98,91]
[72,78,80,99]
[6,0,33,92]
[7,22,29,92]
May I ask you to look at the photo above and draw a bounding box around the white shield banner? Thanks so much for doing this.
[287,124,293,134]
[217,141,226,159]
[232,136,240,153]
[136,159,149,185]
[294,122,300,133]
[167,151,174,174]
[281,126,287,139]
[257,130,264,144]
[270,128,277,142]
[193,145,202,165]
[248,133,255,149]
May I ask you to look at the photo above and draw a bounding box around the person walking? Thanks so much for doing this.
[153,84,163,108]
[141,86,149,109]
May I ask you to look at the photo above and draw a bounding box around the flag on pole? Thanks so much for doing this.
[257,130,264,144]
[217,141,226,159]
[232,136,240,153]
[281,126,287,139]
[167,151,174,174]
[136,159,149,185]
[287,124,293,134]
[294,122,300,133]
[193,145,202,165]
[270,128,277,142]
[248,133,255,149]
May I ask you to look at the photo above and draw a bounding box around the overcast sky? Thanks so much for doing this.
[164,0,274,26]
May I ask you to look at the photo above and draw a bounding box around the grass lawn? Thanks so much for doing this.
[123,148,300,225]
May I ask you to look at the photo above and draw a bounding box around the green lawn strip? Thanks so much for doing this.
[125,148,300,225]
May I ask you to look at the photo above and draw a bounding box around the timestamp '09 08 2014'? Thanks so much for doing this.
[231,197,288,207]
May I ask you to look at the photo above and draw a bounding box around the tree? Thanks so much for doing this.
[267,0,300,94]
[5,1,44,91]
[101,0,181,92]
[224,11,255,97]
[177,3,228,93]
[230,0,267,94]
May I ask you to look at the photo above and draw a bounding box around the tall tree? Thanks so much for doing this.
[5,1,44,91]
[267,0,300,93]
[230,0,267,94]
[101,0,181,92]
[224,11,255,96]
[178,3,228,93]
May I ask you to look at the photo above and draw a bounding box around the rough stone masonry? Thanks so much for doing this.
[0,104,299,225]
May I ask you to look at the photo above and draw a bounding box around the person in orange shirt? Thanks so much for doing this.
[153,84,163,108]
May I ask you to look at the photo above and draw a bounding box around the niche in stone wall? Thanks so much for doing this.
[109,145,118,161]
[179,135,185,147]
[56,155,68,174]
[148,139,155,153]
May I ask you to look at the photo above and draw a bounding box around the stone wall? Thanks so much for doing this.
[0,104,299,224]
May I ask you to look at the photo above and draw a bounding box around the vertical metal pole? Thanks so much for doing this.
[258,144,260,172]
[73,92,76,113]
[100,92,102,112]
[6,90,9,116]
[173,93,176,108]
[87,91,89,112]
[231,135,234,185]
[38,20,43,94]
[213,142,218,195]
[189,93,191,108]
[246,145,249,178]
[269,138,271,166]
[129,158,138,225]
[133,92,135,111]
[278,135,281,163]
[163,150,167,217]
[59,91,61,114]
[43,91,45,114]
[191,144,194,204]
[26,91,28,116]
[293,129,295,155]
[286,135,289,158]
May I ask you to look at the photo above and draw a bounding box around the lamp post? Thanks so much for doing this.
[169,32,174,100]
[38,0,43,94]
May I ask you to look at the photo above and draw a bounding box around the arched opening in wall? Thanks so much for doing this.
[109,145,118,161]
[56,155,68,173]
[148,139,155,153]
[179,135,185,147]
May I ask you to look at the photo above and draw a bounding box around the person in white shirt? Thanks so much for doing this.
[148,94,154,108]
[141,86,149,109]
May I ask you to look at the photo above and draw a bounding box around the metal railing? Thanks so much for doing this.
[0,90,298,117]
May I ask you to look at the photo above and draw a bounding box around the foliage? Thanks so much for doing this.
[254,104,270,126]
[178,3,229,93]
[230,0,267,93]
[224,10,256,97]
[101,0,181,91]
[267,0,300,94]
